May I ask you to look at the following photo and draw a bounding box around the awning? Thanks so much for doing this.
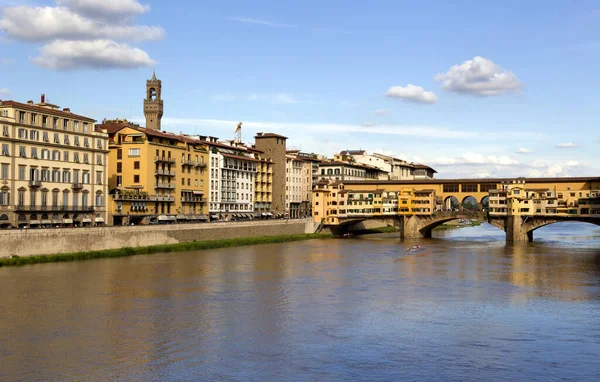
[167,216,176,221]
[158,215,169,221]
[52,219,62,224]
[261,213,267,216]
[82,218,92,223]
[95,218,105,223]
[30,220,41,225]
[176,214,186,220]
[266,213,273,216]
[41,219,52,225]
[63,219,74,224]
[211,214,219,219]
[198,215,208,221]
[193,191,204,195]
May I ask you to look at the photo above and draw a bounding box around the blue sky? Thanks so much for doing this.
[1,0,599,178]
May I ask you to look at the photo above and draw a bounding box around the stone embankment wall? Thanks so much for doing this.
[0,219,318,257]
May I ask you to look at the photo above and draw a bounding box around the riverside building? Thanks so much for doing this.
[0,95,109,228]
[97,73,209,225]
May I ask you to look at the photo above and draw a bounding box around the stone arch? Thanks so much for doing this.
[444,196,459,211]
[462,196,479,211]
[481,196,490,210]
[0,214,8,221]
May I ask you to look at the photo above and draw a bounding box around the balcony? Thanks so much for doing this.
[155,156,176,164]
[15,205,95,212]
[155,183,175,190]
[182,197,206,203]
[72,182,84,190]
[195,161,207,168]
[29,180,42,188]
[155,169,176,176]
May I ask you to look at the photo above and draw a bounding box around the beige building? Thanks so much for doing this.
[254,133,288,215]
[318,161,386,182]
[0,96,109,228]
[335,150,437,180]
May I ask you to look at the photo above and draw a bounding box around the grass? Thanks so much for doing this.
[433,220,482,231]
[0,233,333,268]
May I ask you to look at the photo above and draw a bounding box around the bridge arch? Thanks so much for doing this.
[417,214,505,238]
[461,196,479,212]
[524,218,600,235]
[444,196,459,210]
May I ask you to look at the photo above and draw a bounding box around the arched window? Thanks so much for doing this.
[95,191,104,207]
[327,169,333,175]
[149,88,157,101]
[0,186,9,206]
[334,169,341,175]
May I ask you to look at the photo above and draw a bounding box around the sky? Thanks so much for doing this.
[1,0,599,179]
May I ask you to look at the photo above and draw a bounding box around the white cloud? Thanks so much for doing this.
[0,88,10,96]
[228,17,295,28]
[0,6,163,42]
[435,56,521,97]
[433,152,519,166]
[32,39,155,70]
[248,93,297,104]
[362,121,376,127]
[56,0,150,20]
[374,109,387,116]
[385,84,437,104]
[556,142,577,148]
[212,93,234,102]
[516,147,533,154]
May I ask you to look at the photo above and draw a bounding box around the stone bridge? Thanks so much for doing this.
[333,212,600,242]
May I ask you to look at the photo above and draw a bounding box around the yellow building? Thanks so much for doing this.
[0,95,109,228]
[98,119,209,225]
[312,180,436,225]
[252,149,274,216]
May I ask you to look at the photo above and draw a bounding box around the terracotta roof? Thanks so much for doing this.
[254,132,288,139]
[339,150,366,155]
[1,100,96,122]
[97,121,209,146]
[319,161,386,171]
[342,176,600,185]
[221,153,260,162]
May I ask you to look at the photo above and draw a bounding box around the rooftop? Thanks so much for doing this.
[255,132,288,139]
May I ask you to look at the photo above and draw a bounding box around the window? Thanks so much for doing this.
[41,190,48,208]
[2,125,8,137]
[82,193,88,209]
[41,169,49,181]
[52,150,60,161]
[0,189,10,205]
[74,121,79,132]
[96,171,102,185]
[18,165,25,180]
[63,151,69,162]
[52,190,59,207]
[0,163,8,179]
[83,154,89,164]
[31,147,38,159]
[134,161,140,169]
[116,162,122,173]
[63,119,69,130]
[83,123,89,133]
[129,148,140,157]
[18,128,28,139]
[63,191,69,208]
[96,194,104,207]
[134,175,140,183]
[1,144,8,156]
[97,140,103,150]
[42,116,47,128]
[73,193,79,209]
[64,135,70,145]
[43,132,49,142]
[31,114,37,125]
[116,176,122,187]
[96,154,102,165]
[84,138,89,148]
[30,191,36,207]
[117,149,122,160]
[0,110,7,117]
[41,149,50,160]
[74,153,80,163]
[18,190,26,207]
[74,136,80,146]
[54,133,60,144]
[53,118,58,129]
[30,130,39,141]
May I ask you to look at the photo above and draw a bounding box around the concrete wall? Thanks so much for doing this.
[0,218,317,258]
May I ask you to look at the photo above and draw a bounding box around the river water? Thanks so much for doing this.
[1,222,600,381]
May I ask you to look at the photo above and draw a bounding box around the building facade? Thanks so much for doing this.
[98,120,209,225]
[0,96,109,228]
[254,133,288,215]
[318,161,386,182]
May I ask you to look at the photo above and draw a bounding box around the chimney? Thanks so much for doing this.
[41,94,45,103]
[27,100,34,105]
[63,108,70,113]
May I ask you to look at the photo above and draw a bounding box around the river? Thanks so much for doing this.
[1,222,599,381]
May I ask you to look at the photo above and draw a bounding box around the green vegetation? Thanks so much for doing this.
[433,220,482,231]
[0,233,333,268]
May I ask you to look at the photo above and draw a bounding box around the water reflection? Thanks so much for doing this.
[1,223,599,381]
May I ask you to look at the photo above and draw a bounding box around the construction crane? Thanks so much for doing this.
[234,122,243,143]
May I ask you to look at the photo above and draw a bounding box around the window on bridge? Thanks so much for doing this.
[480,184,496,193]
[461,184,478,193]
[443,184,459,193]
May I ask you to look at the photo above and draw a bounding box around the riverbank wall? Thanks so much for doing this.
[0,219,318,258]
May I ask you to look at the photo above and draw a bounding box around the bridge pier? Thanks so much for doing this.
[505,216,533,242]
